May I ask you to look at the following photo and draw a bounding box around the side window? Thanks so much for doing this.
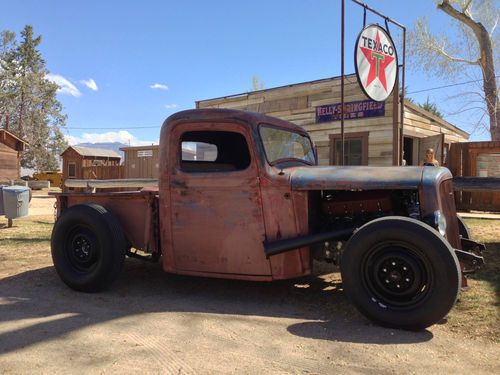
[180,131,251,173]
[68,162,76,178]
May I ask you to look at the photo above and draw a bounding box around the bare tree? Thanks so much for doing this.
[251,75,265,91]
[409,0,499,140]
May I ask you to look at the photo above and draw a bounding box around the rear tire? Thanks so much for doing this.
[51,204,126,292]
[341,216,461,330]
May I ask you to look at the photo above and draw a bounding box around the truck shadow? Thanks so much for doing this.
[0,260,433,355]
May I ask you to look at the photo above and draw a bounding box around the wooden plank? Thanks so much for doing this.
[453,177,500,192]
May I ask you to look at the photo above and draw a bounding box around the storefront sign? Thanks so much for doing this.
[316,99,385,123]
[355,24,398,102]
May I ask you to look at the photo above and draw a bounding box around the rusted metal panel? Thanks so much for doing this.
[55,190,158,253]
[259,175,310,279]
[164,120,271,277]
[290,166,424,191]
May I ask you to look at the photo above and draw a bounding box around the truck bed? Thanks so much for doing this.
[53,190,159,254]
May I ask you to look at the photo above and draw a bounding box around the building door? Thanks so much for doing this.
[403,137,414,166]
[419,134,444,165]
[169,127,270,276]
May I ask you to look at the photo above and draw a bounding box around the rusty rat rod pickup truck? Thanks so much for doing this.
[51,108,484,330]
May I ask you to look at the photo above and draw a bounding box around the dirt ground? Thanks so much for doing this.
[0,192,499,374]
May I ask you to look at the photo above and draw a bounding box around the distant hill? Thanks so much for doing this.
[75,142,127,160]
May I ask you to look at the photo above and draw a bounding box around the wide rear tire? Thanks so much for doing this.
[51,204,127,292]
[341,216,461,330]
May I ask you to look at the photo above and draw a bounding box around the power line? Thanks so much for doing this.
[406,76,500,95]
[61,76,500,131]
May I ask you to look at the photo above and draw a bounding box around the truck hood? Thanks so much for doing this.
[290,166,447,191]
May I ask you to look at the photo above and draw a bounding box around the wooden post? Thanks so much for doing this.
[7,218,13,228]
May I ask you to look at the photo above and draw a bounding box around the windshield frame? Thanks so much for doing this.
[258,123,316,166]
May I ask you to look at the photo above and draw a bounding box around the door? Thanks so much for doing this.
[169,125,270,276]
[419,134,444,165]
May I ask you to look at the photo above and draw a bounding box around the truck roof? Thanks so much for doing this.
[163,108,308,135]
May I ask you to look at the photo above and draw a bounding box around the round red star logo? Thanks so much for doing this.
[355,25,398,102]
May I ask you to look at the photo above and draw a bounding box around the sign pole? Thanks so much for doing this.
[340,0,345,166]
[399,27,406,166]
[350,0,406,165]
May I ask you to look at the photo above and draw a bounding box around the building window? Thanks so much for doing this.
[329,132,368,165]
[68,162,76,178]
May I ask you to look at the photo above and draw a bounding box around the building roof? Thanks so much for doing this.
[404,101,469,139]
[63,145,121,159]
[120,145,159,151]
[0,129,28,151]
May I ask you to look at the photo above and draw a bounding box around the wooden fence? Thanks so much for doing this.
[449,141,500,212]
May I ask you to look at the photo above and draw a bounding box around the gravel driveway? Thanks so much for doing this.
[0,193,498,374]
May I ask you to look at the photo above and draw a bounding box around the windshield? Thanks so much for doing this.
[259,125,316,165]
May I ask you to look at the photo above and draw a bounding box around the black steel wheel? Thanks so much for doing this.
[341,216,461,330]
[51,204,126,292]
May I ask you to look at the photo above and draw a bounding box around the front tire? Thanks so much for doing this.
[341,216,461,330]
[51,204,127,292]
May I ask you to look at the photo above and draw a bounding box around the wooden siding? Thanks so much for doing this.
[0,142,19,180]
[198,75,469,166]
[82,165,123,180]
[62,147,121,190]
[122,146,160,179]
[449,141,500,212]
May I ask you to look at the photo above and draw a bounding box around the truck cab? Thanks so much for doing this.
[51,108,484,330]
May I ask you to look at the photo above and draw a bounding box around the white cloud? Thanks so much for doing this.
[65,130,157,146]
[80,78,98,91]
[46,73,81,97]
[150,83,169,90]
[164,103,179,109]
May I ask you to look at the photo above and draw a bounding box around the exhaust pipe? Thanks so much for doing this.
[264,228,354,258]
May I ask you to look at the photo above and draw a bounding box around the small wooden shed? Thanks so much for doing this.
[121,145,197,178]
[121,145,160,178]
[61,146,121,182]
[0,129,28,181]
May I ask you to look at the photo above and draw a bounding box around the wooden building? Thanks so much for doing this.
[449,141,500,211]
[61,146,121,183]
[121,145,160,178]
[197,74,469,166]
[0,129,28,181]
[121,145,197,178]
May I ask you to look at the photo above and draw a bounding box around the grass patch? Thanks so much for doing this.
[0,215,53,248]
[446,218,500,342]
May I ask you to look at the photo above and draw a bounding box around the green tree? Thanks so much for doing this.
[0,25,67,171]
[409,0,499,139]
[420,97,443,118]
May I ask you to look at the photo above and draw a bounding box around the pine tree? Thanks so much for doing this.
[0,25,67,171]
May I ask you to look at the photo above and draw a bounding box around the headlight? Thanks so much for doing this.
[434,210,447,236]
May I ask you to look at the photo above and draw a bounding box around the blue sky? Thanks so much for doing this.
[1,0,494,144]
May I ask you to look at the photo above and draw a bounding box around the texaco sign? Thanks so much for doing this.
[355,24,398,102]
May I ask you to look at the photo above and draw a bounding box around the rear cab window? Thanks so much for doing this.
[180,131,251,173]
